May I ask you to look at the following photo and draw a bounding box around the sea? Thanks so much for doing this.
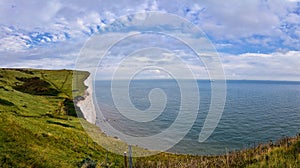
[94,79,300,155]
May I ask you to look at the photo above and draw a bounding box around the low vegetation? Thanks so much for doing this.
[0,68,120,168]
[134,135,300,167]
[0,98,14,106]
[13,77,60,96]
[0,68,299,168]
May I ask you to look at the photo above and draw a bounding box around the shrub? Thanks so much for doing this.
[13,69,34,74]
[13,77,59,96]
[63,98,84,118]
[78,158,97,168]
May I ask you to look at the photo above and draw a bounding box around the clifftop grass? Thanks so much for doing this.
[0,68,299,168]
[0,68,125,167]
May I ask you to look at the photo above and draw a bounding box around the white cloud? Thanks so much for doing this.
[286,0,300,2]
[198,0,287,39]
[0,36,30,52]
[1,0,299,51]
[4,57,75,69]
[0,0,299,81]
[221,51,300,81]
[0,0,62,28]
[285,13,300,24]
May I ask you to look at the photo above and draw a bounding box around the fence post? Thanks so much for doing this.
[106,152,108,166]
[124,152,127,168]
[225,147,229,167]
[129,145,133,168]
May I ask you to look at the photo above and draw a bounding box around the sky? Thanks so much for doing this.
[0,0,300,81]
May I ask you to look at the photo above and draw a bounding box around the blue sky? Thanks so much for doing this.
[0,0,300,81]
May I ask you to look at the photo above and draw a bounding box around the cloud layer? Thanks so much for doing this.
[0,0,299,80]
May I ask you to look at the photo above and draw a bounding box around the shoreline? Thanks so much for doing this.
[76,74,96,124]
[74,73,300,157]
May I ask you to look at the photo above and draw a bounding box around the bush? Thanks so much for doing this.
[13,77,59,96]
[78,158,97,168]
[13,69,34,74]
[16,77,39,82]
[63,98,84,118]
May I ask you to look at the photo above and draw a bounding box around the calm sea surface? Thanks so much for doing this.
[95,80,300,155]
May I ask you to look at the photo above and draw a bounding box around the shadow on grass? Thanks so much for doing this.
[0,98,14,106]
[46,120,75,128]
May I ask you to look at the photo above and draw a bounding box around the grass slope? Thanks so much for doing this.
[0,68,299,168]
[0,68,124,167]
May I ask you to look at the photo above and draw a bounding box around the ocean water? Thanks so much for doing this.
[94,80,300,155]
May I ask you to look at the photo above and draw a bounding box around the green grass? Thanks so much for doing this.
[0,68,299,168]
[0,68,125,167]
[133,136,300,168]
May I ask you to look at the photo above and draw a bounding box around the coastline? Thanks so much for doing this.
[76,73,96,124]
[73,73,300,158]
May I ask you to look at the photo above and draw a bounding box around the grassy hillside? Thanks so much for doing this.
[0,68,299,168]
[134,135,300,167]
[0,68,125,167]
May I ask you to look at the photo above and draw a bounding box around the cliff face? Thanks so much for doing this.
[75,74,97,124]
